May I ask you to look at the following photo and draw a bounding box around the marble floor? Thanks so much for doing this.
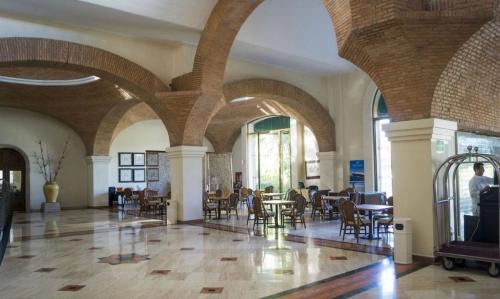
[0,208,498,299]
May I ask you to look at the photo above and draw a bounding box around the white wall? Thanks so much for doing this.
[0,108,88,210]
[231,134,244,184]
[109,120,169,190]
[326,70,377,191]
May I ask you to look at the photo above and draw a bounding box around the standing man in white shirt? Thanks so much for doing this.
[469,162,493,216]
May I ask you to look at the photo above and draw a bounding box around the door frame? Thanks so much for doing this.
[0,145,30,212]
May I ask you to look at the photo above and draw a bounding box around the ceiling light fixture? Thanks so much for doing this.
[0,75,100,86]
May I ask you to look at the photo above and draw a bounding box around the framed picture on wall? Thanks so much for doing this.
[305,160,320,179]
[119,168,133,182]
[146,151,159,166]
[133,153,145,166]
[118,153,133,167]
[133,168,145,182]
[147,168,159,182]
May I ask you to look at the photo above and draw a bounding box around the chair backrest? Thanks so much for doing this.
[338,190,350,197]
[351,191,361,205]
[313,192,323,208]
[223,186,231,197]
[202,192,209,209]
[240,187,249,198]
[229,193,238,207]
[255,190,263,198]
[318,189,330,196]
[337,198,347,221]
[215,189,223,197]
[295,195,307,214]
[264,186,273,193]
[363,192,385,205]
[247,194,254,211]
[387,196,394,215]
[247,188,253,195]
[253,196,264,216]
[344,187,355,194]
[287,189,298,201]
[342,200,359,223]
[124,188,133,198]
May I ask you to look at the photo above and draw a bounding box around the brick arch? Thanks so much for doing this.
[206,79,335,153]
[0,37,171,155]
[322,0,494,122]
[0,37,168,99]
[432,12,500,134]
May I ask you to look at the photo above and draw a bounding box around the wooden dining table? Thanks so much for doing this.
[321,196,348,219]
[263,200,295,228]
[262,192,285,200]
[356,204,393,240]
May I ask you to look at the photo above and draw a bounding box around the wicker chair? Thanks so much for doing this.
[253,196,274,230]
[376,196,394,236]
[341,201,370,243]
[240,187,249,206]
[246,194,255,225]
[123,188,134,206]
[282,194,307,229]
[311,192,332,220]
[203,192,218,220]
[222,193,239,220]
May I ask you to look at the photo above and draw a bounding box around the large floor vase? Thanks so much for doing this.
[43,182,59,203]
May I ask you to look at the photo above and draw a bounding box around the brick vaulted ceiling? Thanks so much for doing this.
[323,0,494,122]
[0,38,168,156]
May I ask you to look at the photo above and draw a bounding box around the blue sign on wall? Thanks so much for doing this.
[349,160,365,191]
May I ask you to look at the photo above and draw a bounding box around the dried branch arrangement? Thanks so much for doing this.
[33,138,70,183]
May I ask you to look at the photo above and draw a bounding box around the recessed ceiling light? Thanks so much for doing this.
[0,75,100,86]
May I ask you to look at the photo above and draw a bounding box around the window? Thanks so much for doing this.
[247,116,292,192]
[373,91,392,196]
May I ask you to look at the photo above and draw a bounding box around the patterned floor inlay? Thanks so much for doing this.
[449,276,476,282]
[69,238,83,242]
[200,287,224,294]
[34,268,56,273]
[180,247,194,251]
[58,285,85,292]
[98,253,150,265]
[198,232,210,235]
[148,239,162,243]
[17,255,35,259]
[6,245,18,248]
[151,270,171,275]
[89,247,103,250]
[220,257,238,261]
[232,239,244,242]
[264,259,429,299]
[330,256,348,260]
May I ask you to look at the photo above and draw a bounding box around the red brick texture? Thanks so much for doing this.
[432,4,500,134]
[0,38,167,155]
[323,0,494,122]
[205,79,336,153]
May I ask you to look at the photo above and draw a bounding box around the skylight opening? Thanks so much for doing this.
[231,96,255,103]
[0,75,100,86]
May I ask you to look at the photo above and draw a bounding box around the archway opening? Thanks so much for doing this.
[0,148,26,212]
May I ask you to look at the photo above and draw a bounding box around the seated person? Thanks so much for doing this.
[469,162,493,216]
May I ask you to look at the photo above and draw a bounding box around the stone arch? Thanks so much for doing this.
[431,11,500,135]
[206,79,335,153]
[0,37,170,155]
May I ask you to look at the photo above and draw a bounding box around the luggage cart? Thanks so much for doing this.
[433,147,500,277]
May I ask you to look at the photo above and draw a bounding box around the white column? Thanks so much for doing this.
[384,118,457,258]
[166,146,207,222]
[317,151,336,190]
[86,156,112,207]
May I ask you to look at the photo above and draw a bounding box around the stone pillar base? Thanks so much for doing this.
[41,202,61,213]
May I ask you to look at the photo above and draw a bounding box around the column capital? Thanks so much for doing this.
[316,151,336,161]
[383,118,457,142]
[166,146,207,159]
[85,156,112,164]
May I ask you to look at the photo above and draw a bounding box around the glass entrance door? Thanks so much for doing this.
[0,149,26,211]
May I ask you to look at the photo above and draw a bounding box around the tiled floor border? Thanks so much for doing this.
[261,258,429,299]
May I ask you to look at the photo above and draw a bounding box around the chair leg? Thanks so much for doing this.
[342,225,347,240]
[339,221,343,236]
[236,208,238,220]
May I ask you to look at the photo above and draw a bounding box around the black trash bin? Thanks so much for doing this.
[108,187,117,207]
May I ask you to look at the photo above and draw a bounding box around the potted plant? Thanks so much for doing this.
[33,138,69,203]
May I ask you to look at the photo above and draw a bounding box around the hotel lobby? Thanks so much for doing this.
[1,1,500,298]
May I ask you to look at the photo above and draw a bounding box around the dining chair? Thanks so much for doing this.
[246,194,255,225]
[253,196,274,230]
[222,193,239,220]
[282,194,307,229]
[341,201,370,243]
[239,187,249,206]
[376,196,394,236]
[203,192,217,220]
[123,188,133,206]
[311,192,328,220]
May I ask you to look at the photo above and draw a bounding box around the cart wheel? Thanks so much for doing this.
[442,257,455,271]
[488,263,499,277]
[455,258,466,267]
